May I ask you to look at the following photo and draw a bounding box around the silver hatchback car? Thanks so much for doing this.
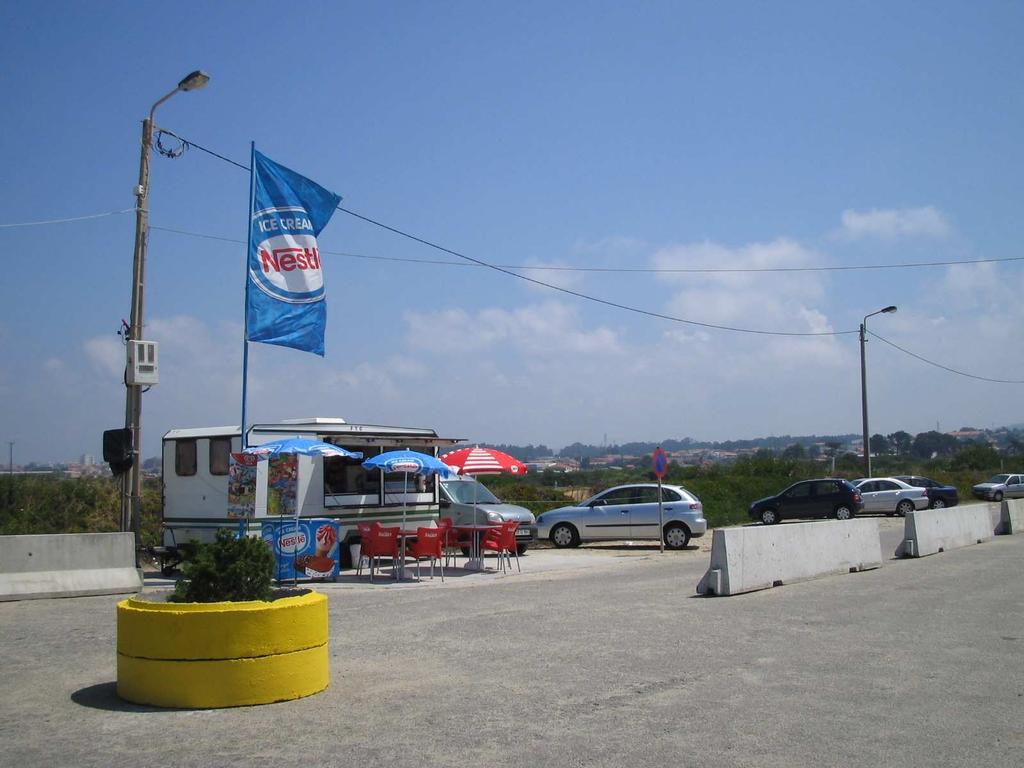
[536,483,707,549]
[972,473,1024,502]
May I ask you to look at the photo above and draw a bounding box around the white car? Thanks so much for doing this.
[535,483,706,549]
[854,477,929,517]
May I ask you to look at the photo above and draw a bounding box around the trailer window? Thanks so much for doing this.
[323,447,375,496]
[175,439,197,477]
[209,437,231,476]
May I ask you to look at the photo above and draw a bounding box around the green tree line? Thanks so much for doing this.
[0,475,162,545]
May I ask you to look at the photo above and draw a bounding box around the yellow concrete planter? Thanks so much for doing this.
[116,591,328,708]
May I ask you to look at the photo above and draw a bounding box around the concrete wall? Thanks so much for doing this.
[696,519,882,596]
[1000,499,1024,534]
[0,532,142,601]
[897,505,994,558]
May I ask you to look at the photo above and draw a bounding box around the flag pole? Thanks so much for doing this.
[240,142,256,451]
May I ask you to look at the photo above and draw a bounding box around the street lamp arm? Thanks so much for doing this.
[863,305,898,324]
[148,86,184,124]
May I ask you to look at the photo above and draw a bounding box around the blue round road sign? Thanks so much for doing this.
[652,447,668,479]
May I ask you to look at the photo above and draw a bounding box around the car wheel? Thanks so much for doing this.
[896,499,914,517]
[664,523,691,550]
[930,498,946,509]
[834,505,854,521]
[759,508,780,525]
[516,544,529,556]
[994,491,1004,502]
[550,523,580,548]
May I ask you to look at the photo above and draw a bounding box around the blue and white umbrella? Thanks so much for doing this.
[242,437,362,583]
[361,449,453,477]
[362,450,453,575]
[242,437,363,459]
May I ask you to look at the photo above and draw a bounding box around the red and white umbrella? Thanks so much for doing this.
[441,447,528,476]
[441,447,527,570]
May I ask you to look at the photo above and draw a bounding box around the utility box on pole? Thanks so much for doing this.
[127,340,159,386]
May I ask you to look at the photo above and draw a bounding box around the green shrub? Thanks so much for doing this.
[171,528,274,603]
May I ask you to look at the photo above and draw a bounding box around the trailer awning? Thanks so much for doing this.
[249,420,463,449]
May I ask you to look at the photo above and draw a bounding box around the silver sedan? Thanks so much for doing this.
[535,483,707,549]
[854,477,929,516]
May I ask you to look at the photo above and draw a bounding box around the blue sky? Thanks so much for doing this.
[2,1,1023,463]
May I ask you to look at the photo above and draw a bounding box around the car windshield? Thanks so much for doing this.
[442,479,501,504]
[987,474,1010,484]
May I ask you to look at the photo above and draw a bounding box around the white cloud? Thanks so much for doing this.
[837,206,952,241]
[405,301,624,356]
[652,238,831,336]
[84,335,124,378]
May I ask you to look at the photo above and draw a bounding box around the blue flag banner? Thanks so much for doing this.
[246,150,341,356]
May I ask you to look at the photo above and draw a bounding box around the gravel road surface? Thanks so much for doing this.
[0,522,1020,768]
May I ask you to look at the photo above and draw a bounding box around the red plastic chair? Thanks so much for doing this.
[437,517,466,567]
[481,521,520,573]
[354,522,380,575]
[406,527,445,581]
[361,525,400,582]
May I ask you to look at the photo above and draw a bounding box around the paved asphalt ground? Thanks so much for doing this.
[1,521,1021,768]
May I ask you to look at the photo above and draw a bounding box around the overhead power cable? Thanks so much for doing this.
[868,331,1024,384]
[332,205,859,336]
[0,208,137,229]
[156,129,849,336]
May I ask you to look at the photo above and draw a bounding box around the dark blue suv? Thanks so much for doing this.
[749,478,863,525]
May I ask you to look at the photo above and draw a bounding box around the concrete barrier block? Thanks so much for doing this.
[898,506,993,558]
[696,519,882,596]
[999,499,1024,534]
[0,532,142,601]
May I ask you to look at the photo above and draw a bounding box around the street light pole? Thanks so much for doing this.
[122,70,209,558]
[860,305,897,478]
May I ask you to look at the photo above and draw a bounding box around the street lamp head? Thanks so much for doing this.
[177,70,210,91]
[881,305,898,314]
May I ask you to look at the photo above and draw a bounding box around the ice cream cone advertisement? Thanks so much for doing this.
[314,522,337,558]
[260,518,340,581]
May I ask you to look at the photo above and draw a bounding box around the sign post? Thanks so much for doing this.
[652,447,668,554]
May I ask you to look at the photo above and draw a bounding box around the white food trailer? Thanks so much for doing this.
[160,417,462,565]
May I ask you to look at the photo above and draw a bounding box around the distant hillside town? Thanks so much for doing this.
[9,424,1023,477]
[486,424,1024,473]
